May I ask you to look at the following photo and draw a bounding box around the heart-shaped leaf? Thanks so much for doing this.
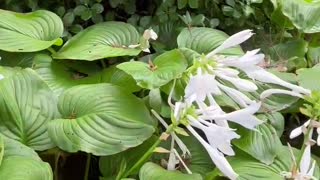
[297,65,320,91]
[47,83,155,156]
[232,124,282,165]
[139,162,202,180]
[117,49,187,89]
[0,67,58,151]
[33,53,140,96]
[177,27,243,55]
[53,21,141,60]
[281,0,320,33]
[0,136,52,180]
[0,9,63,52]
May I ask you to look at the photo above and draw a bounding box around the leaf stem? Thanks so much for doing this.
[47,47,57,55]
[297,122,314,165]
[84,153,92,180]
[121,125,174,178]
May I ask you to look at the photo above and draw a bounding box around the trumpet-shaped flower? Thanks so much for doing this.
[185,29,310,110]
[282,145,317,180]
[290,120,320,146]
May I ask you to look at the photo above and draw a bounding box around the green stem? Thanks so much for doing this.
[54,151,61,180]
[121,125,174,178]
[47,47,57,54]
[84,153,91,180]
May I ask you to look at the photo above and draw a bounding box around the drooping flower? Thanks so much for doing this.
[289,120,320,146]
[185,29,310,110]
[281,144,317,180]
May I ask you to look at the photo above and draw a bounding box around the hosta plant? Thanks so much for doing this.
[0,8,318,180]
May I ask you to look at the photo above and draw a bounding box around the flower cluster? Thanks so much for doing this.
[160,30,311,179]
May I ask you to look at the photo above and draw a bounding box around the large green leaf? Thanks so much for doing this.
[297,65,320,91]
[232,124,282,165]
[0,9,63,52]
[269,40,308,71]
[53,21,141,60]
[0,67,58,151]
[177,27,243,55]
[281,0,320,33]
[47,83,155,156]
[117,49,187,89]
[33,53,140,96]
[0,136,52,180]
[139,162,203,180]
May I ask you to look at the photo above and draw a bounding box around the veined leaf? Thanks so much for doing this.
[33,53,140,96]
[0,136,52,180]
[47,83,155,156]
[0,67,58,151]
[281,0,320,33]
[53,21,141,60]
[139,162,202,180]
[117,49,187,89]
[0,51,35,68]
[0,9,63,52]
[232,124,282,165]
[177,27,243,55]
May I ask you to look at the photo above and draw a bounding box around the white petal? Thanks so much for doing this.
[128,44,140,48]
[206,29,253,58]
[260,89,304,99]
[242,66,311,95]
[289,126,303,139]
[215,68,240,77]
[222,49,264,67]
[185,73,221,102]
[0,74,3,80]
[167,138,177,171]
[215,72,257,92]
[188,117,240,155]
[300,144,311,174]
[172,133,191,156]
[203,102,263,129]
[143,29,158,40]
[317,128,320,146]
[307,160,316,176]
[218,83,255,107]
[186,125,238,180]
[174,102,184,120]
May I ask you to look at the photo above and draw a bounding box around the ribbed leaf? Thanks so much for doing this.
[117,49,187,89]
[33,53,140,96]
[47,83,155,156]
[177,27,243,55]
[281,0,320,33]
[0,9,63,52]
[139,162,202,180]
[53,21,141,60]
[0,67,58,151]
[233,124,282,165]
[0,136,52,180]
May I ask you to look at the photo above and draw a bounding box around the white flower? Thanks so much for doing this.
[187,115,240,155]
[206,29,254,58]
[290,120,310,139]
[0,74,3,80]
[186,125,238,180]
[281,144,317,180]
[143,28,158,40]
